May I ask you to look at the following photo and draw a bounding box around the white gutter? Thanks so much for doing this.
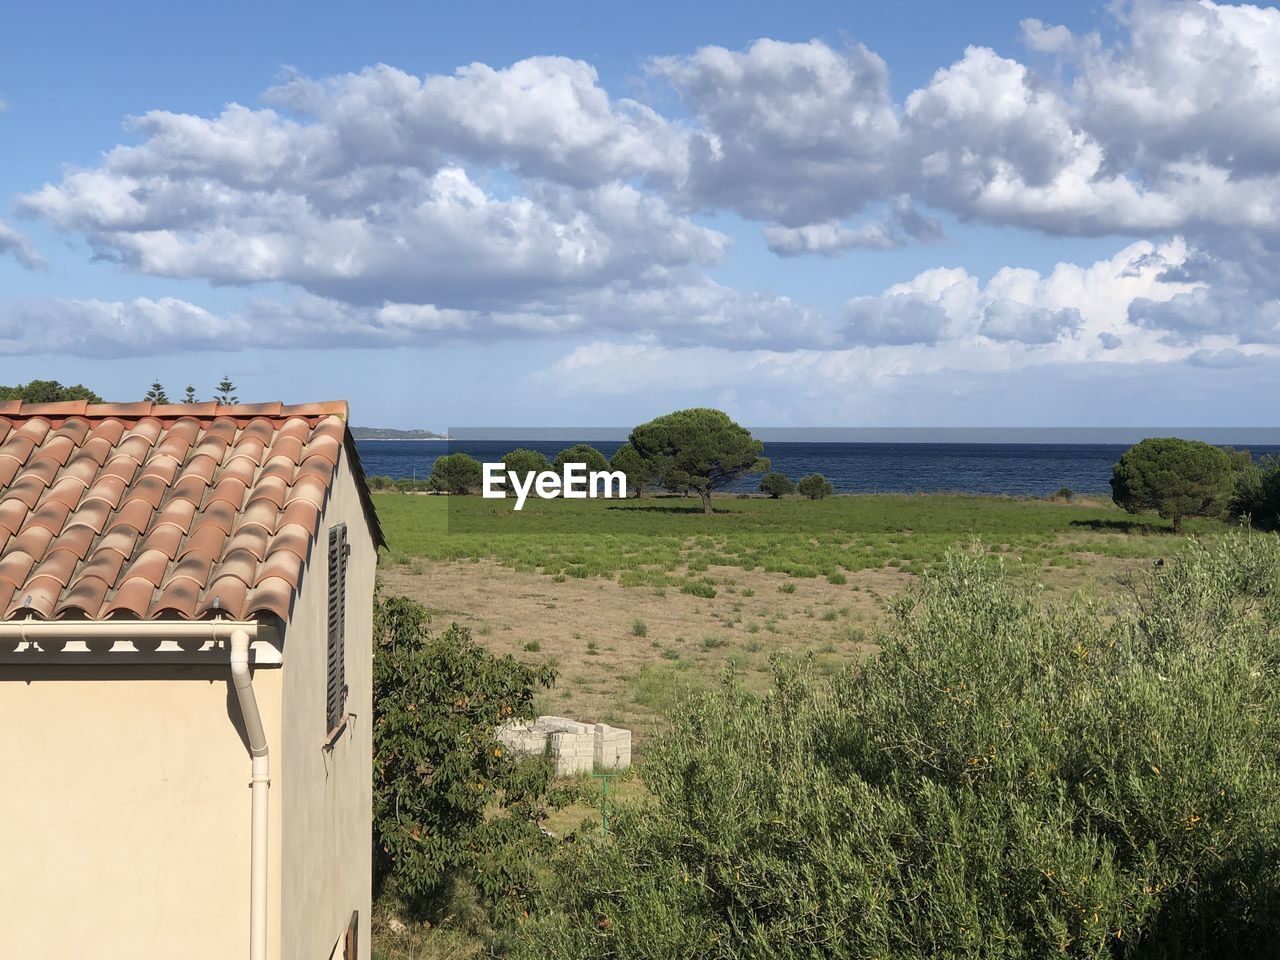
[0,618,270,960]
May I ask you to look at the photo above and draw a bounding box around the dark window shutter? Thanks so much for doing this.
[326,523,349,732]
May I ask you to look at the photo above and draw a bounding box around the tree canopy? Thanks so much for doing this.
[144,380,169,404]
[608,442,654,498]
[797,473,834,500]
[0,379,102,403]
[1111,437,1239,532]
[215,376,238,405]
[759,472,794,498]
[502,448,552,478]
[551,443,608,474]
[428,452,483,495]
[628,408,767,514]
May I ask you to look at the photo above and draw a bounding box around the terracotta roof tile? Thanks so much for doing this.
[0,401,379,622]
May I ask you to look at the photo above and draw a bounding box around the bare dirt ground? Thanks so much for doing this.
[380,561,906,745]
[378,545,1153,754]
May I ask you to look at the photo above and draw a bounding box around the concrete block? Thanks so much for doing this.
[593,723,632,770]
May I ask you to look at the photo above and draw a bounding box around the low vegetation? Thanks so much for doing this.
[377,532,1280,958]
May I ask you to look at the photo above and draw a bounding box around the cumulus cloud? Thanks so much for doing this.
[840,240,1193,353]
[650,38,901,226]
[23,164,725,308]
[0,220,46,270]
[979,301,1081,343]
[0,298,247,356]
[12,3,1280,383]
[261,59,688,187]
[763,199,942,256]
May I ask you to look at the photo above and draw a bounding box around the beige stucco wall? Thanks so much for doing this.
[0,447,377,960]
[278,447,375,960]
[0,661,285,959]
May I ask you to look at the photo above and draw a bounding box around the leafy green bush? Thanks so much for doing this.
[517,533,1280,958]
[428,452,483,495]
[373,591,557,919]
[759,472,795,499]
[1054,486,1074,500]
[502,448,551,478]
[681,580,717,598]
[1111,438,1240,532]
[609,442,654,497]
[1232,455,1280,531]
[797,473,834,500]
[552,443,609,474]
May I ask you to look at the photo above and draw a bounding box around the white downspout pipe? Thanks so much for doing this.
[230,627,270,960]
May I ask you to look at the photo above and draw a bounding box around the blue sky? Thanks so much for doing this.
[2,1,1279,428]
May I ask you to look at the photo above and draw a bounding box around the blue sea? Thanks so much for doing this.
[355,440,1280,498]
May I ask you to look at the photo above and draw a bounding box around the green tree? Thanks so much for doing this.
[609,442,654,498]
[1111,437,1238,532]
[797,473,834,500]
[628,408,767,514]
[183,385,198,404]
[551,443,609,474]
[759,471,794,499]
[428,452,484,495]
[144,380,169,404]
[215,376,238,405]
[502,448,552,479]
[516,534,1280,959]
[373,591,556,916]
[1231,455,1280,531]
[0,379,102,403]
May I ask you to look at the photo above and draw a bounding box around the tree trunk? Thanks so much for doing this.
[1173,514,1183,534]
[698,489,714,514]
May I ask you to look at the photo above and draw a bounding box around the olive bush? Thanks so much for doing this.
[517,532,1280,959]
[373,591,557,921]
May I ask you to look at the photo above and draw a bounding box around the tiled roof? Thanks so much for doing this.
[0,401,380,622]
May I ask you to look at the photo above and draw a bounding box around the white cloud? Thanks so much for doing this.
[263,59,688,188]
[0,298,246,356]
[763,199,941,256]
[651,38,901,226]
[23,165,725,308]
[0,220,46,270]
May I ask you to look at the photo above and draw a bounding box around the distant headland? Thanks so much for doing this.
[350,426,451,440]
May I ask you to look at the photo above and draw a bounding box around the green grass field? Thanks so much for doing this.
[374,490,1217,585]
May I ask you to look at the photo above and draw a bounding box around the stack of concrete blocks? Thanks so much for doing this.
[496,715,632,777]
[594,723,631,771]
[543,717,596,777]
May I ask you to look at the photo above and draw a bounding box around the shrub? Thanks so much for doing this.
[631,619,648,638]
[523,640,541,652]
[428,453,484,495]
[681,580,717,598]
[1054,486,1074,500]
[797,473,834,500]
[759,472,795,499]
[608,442,654,498]
[502,448,551,478]
[1232,455,1280,531]
[367,474,395,491]
[1111,438,1239,532]
[372,592,557,918]
[516,534,1280,959]
[551,443,609,474]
